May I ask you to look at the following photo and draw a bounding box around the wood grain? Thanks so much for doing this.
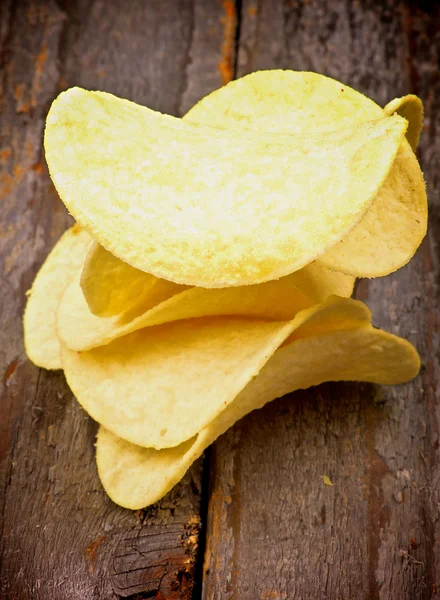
[1,1,439,599]
[0,1,225,598]
[202,1,440,599]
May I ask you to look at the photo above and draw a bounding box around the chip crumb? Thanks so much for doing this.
[321,475,334,486]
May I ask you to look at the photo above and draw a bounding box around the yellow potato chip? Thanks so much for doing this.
[96,301,420,509]
[81,242,186,317]
[45,86,406,286]
[186,70,383,132]
[61,298,371,449]
[58,260,354,351]
[384,94,423,151]
[23,225,92,369]
[61,317,297,449]
[186,70,427,278]
[318,139,426,276]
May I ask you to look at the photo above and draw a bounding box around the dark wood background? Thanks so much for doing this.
[0,1,439,598]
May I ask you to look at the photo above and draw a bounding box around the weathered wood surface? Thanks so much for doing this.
[203,1,440,599]
[0,1,227,598]
[0,1,439,600]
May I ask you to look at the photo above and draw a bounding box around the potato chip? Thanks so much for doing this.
[384,94,423,151]
[317,139,426,276]
[186,70,383,132]
[58,260,354,351]
[186,70,427,278]
[45,86,406,286]
[23,225,92,369]
[61,317,297,449]
[96,302,420,509]
[81,242,186,317]
[61,298,371,449]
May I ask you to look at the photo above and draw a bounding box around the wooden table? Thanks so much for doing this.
[1,1,439,598]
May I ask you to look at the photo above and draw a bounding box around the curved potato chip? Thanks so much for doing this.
[186,70,382,132]
[58,259,355,351]
[61,297,370,449]
[81,242,186,317]
[96,309,420,509]
[318,140,426,275]
[61,317,297,449]
[384,94,423,151]
[45,86,406,286]
[186,70,427,278]
[23,225,92,369]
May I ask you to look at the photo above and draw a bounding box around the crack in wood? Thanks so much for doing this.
[218,0,238,84]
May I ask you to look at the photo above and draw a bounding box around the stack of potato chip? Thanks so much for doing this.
[24,71,426,509]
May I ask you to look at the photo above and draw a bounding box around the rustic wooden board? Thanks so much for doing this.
[1,1,439,599]
[202,1,440,599]
[0,1,227,598]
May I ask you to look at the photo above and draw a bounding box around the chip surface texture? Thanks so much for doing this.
[45,86,407,286]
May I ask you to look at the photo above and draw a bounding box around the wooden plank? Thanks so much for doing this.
[0,1,227,598]
[202,1,440,599]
